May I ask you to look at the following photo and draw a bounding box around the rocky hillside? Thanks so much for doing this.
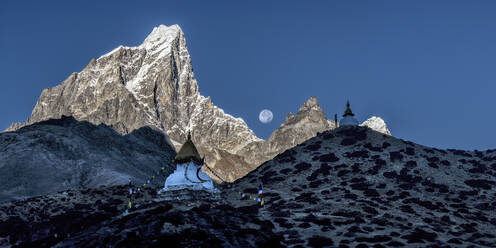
[5,24,390,182]
[1,126,493,247]
[0,116,176,203]
[232,126,496,247]
[0,185,282,247]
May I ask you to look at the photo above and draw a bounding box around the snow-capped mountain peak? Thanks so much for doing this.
[142,24,183,50]
[360,116,391,135]
[9,24,264,182]
[298,96,321,112]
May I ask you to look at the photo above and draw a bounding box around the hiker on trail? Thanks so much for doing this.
[128,181,133,209]
[258,183,264,207]
[128,181,133,196]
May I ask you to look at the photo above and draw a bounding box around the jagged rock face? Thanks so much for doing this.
[361,116,391,135]
[268,96,335,152]
[0,116,176,203]
[8,25,261,182]
[25,25,260,150]
[3,122,22,132]
[6,24,392,182]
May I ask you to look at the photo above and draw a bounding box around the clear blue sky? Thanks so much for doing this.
[1,0,495,150]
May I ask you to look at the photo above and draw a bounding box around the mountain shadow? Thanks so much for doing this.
[0,116,176,203]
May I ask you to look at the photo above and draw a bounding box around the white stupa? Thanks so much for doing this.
[162,132,216,192]
[340,100,359,126]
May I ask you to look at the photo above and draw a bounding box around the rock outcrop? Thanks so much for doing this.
[268,96,337,154]
[0,116,176,202]
[4,122,22,132]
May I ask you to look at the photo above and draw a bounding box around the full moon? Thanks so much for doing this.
[259,109,273,124]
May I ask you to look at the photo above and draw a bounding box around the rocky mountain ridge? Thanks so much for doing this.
[0,116,176,203]
[5,24,390,182]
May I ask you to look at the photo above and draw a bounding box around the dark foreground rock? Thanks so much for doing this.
[0,185,282,248]
[1,127,495,247]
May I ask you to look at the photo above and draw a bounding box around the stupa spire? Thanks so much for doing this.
[343,100,355,117]
[340,100,359,127]
[172,131,202,165]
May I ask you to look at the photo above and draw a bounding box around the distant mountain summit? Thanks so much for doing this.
[237,97,336,170]
[361,116,391,135]
[5,25,391,182]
